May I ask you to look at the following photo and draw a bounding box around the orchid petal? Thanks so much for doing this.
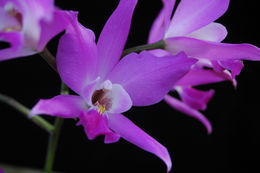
[187,22,227,42]
[148,0,176,43]
[30,95,86,118]
[77,110,120,143]
[164,95,212,134]
[165,0,230,37]
[0,32,34,61]
[165,37,260,61]
[176,68,227,87]
[108,83,132,114]
[108,113,172,172]
[108,51,196,106]
[37,9,69,51]
[57,11,98,95]
[177,87,214,111]
[217,60,244,79]
[97,0,137,79]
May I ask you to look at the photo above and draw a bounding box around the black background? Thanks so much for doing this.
[0,0,260,173]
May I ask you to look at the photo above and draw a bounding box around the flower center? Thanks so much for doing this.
[91,89,112,114]
[1,3,22,32]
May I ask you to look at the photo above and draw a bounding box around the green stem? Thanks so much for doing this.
[43,117,63,173]
[43,82,68,173]
[121,40,165,57]
[39,48,57,72]
[0,93,54,133]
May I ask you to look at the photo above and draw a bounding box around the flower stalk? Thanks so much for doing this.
[39,48,58,72]
[0,93,54,133]
[121,40,165,57]
[43,82,69,173]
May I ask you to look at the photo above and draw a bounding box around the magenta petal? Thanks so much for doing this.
[97,0,137,79]
[176,68,227,87]
[166,0,230,37]
[77,110,120,143]
[148,0,176,43]
[178,87,214,110]
[217,60,244,79]
[0,32,35,61]
[37,9,69,51]
[165,37,260,61]
[30,95,86,118]
[108,51,196,106]
[57,11,98,95]
[164,95,212,134]
[187,22,227,42]
[108,113,172,172]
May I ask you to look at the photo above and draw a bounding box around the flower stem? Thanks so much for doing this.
[0,93,54,133]
[43,117,63,173]
[121,40,165,57]
[39,48,57,72]
[43,82,69,173]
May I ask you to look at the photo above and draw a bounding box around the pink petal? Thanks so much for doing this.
[37,9,69,51]
[164,95,212,134]
[97,0,137,79]
[108,113,172,172]
[176,68,227,87]
[77,110,120,143]
[30,95,86,118]
[148,0,176,43]
[165,0,230,37]
[165,37,260,61]
[107,51,196,106]
[108,83,132,114]
[0,32,35,61]
[57,11,98,95]
[177,87,215,111]
[187,22,227,42]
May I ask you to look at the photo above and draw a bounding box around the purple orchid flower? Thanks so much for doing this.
[29,0,197,171]
[0,0,68,61]
[0,168,4,173]
[148,0,260,133]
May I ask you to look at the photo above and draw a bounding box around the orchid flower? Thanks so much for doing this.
[29,0,197,171]
[0,0,68,61]
[148,0,260,133]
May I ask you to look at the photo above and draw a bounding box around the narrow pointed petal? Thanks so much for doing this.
[165,37,260,61]
[77,110,120,143]
[57,11,98,95]
[108,113,172,172]
[37,9,69,51]
[164,95,212,134]
[165,0,230,37]
[187,22,227,42]
[177,87,214,110]
[148,0,176,43]
[107,51,196,106]
[0,32,35,61]
[30,95,86,118]
[176,68,227,87]
[97,0,137,79]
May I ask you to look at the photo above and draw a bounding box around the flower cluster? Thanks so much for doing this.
[1,0,260,172]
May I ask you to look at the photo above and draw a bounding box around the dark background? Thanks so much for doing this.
[0,0,260,173]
